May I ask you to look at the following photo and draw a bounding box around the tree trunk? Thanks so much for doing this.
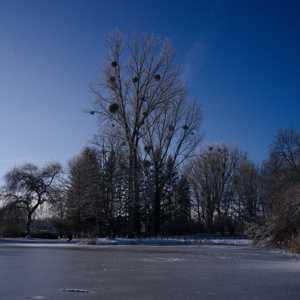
[128,148,140,236]
[133,150,140,236]
[153,169,161,236]
[26,213,32,237]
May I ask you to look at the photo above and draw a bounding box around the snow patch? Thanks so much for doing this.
[62,288,89,293]
[95,237,252,246]
[140,257,185,263]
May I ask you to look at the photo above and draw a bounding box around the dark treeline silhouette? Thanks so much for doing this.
[0,34,299,251]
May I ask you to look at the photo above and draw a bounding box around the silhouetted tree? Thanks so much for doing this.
[189,145,245,233]
[66,148,102,237]
[2,163,62,236]
[174,175,192,225]
[233,159,261,224]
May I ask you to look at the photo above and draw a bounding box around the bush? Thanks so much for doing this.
[288,234,300,254]
[1,230,25,238]
[269,184,300,246]
[79,238,97,245]
[0,224,25,238]
[245,222,273,245]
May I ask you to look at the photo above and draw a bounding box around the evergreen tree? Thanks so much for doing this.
[66,147,103,237]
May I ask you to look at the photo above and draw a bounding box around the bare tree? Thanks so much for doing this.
[2,163,62,236]
[233,159,261,223]
[188,145,243,232]
[262,128,300,216]
[141,96,201,234]
[258,129,300,245]
[271,128,300,174]
[92,32,200,235]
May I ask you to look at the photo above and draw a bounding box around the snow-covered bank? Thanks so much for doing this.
[269,248,300,260]
[0,238,78,244]
[95,237,252,246]
[0,237,252,247]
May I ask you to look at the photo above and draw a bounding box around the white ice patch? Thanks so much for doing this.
[140,257,185,263]
[62,288,89,293]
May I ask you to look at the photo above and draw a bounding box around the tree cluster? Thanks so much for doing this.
[188,145,262,234]
[0,34,298,245]
[253,129,300,249]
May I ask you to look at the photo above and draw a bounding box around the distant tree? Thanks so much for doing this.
[141,91,201,235]
[98,140,126,236]
[2,163,62,236]
[233,159,261,224]
[66,147,103,237]
[271,128,300,175]
[261,129,300,217]
[93,134,131,235]
[49,182,69,238]
[188,145,244,233]
[259,129,300,245]
[174,175,192,225]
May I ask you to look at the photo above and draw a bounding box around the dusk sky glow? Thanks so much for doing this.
[1,0,300,178]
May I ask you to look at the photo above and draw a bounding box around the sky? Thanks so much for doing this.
[0,0,300,178]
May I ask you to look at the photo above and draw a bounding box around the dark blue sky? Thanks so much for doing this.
[0,0,299,176]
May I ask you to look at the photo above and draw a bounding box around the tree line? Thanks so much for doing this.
[0,34,299,248]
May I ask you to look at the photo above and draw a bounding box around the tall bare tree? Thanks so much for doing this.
[92,32,201,235]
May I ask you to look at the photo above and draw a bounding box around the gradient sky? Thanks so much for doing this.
[0,0,300,178]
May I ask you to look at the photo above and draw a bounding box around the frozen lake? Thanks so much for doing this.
[0,243,299,299]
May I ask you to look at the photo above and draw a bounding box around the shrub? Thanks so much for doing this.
[270,184,300,246]
[288,234,300,254]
